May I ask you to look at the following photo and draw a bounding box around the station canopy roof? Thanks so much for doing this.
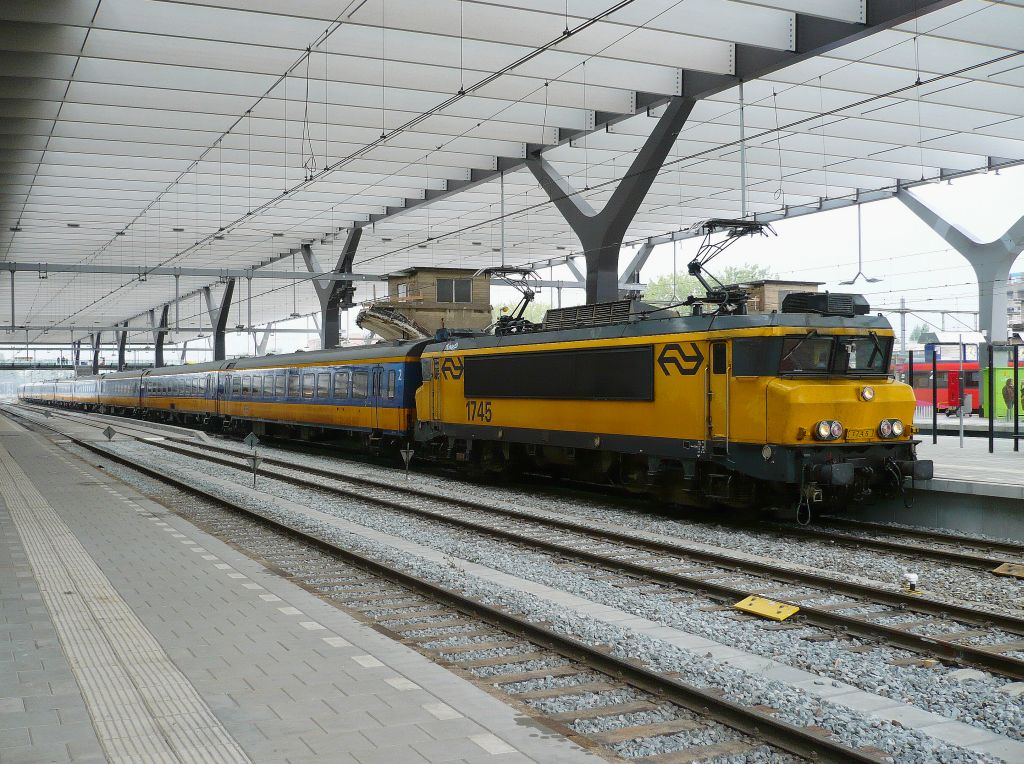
[1,0,1023,344]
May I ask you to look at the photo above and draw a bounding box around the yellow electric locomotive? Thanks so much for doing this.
[415,293,931,517]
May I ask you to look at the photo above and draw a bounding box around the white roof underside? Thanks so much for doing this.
[1,0,1023,343]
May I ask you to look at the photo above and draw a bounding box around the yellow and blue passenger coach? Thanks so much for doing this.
[73,341,429,444]
[416,303,932,513]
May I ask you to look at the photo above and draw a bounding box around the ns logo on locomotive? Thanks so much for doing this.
[19,222,931,521]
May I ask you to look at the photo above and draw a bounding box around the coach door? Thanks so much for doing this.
[707,341,730,453]
[370,365,384,431]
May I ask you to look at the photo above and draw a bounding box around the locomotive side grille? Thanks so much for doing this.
[543,299,633,330]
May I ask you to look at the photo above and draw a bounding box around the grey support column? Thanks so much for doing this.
[618,242,654,298]
[301,227,362,349]
[527,97,695,303]
[72,341,81,368]
[254,326,273,356]
[91,333,101,375]
[203,280,236,361]
[150,305,170,368]
[116,323,128,371]
[898,189,1024,346]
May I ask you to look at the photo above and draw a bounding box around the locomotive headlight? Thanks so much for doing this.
[814,421,832,441]
[879,419,893,438]
[891,419,905,437]
[830,420,845,439]
[860,386,875,401]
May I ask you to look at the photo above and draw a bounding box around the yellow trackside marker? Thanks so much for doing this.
[734,596,799,622]
[992,563,1024,580]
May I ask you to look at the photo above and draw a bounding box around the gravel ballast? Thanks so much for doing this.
[91,439,1021,763]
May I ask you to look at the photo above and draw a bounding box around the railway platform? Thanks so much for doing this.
[0,414,594,764]
[846,435,1024,539]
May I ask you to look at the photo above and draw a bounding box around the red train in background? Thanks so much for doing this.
[893,359,981,415]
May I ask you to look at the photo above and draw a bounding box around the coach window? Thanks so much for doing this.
[232,376,242,396]
[287,373,300,398]
[274,374,286,398]
[316,373,330,398]
[386,370,397,399]
[352,370,368,399]
[249,375,260,397]
[334,370,350,398]
[302,373,315,398]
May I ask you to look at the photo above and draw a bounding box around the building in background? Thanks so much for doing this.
[357,268,493,340]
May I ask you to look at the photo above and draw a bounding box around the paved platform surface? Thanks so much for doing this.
[918,435,1024,491]
[0,414,596,764]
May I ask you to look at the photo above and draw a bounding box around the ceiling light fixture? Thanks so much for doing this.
[8,226,21,232]
[172,227,185,232]
[67,223,80,228]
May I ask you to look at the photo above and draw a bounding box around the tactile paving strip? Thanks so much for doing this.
[0,441,251,764]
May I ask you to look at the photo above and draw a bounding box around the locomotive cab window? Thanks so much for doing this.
[780,336,833,373]
[836,335,891,374]
[711,343,727,374]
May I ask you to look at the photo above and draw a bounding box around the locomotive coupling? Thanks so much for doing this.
[899,459,934,481]
[808,462,855,486]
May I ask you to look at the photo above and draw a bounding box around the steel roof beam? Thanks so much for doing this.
[0,262,386,282]
[362,0,958,230]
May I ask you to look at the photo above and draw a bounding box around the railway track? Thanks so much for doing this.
[3,406,895,763]
[16,403,1022,572]
[10,403,1024,682]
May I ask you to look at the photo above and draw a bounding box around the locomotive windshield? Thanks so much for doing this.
[778,333,891,375]
[735,333,893,377]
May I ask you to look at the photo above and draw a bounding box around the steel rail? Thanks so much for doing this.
[138,438,1023,683]
[12,403,1024,633]
[32,402,1018,570]
[758,523,1013,570]
[0,408,885,764]
[815,517,1024,559]
[32,401,1015,569]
